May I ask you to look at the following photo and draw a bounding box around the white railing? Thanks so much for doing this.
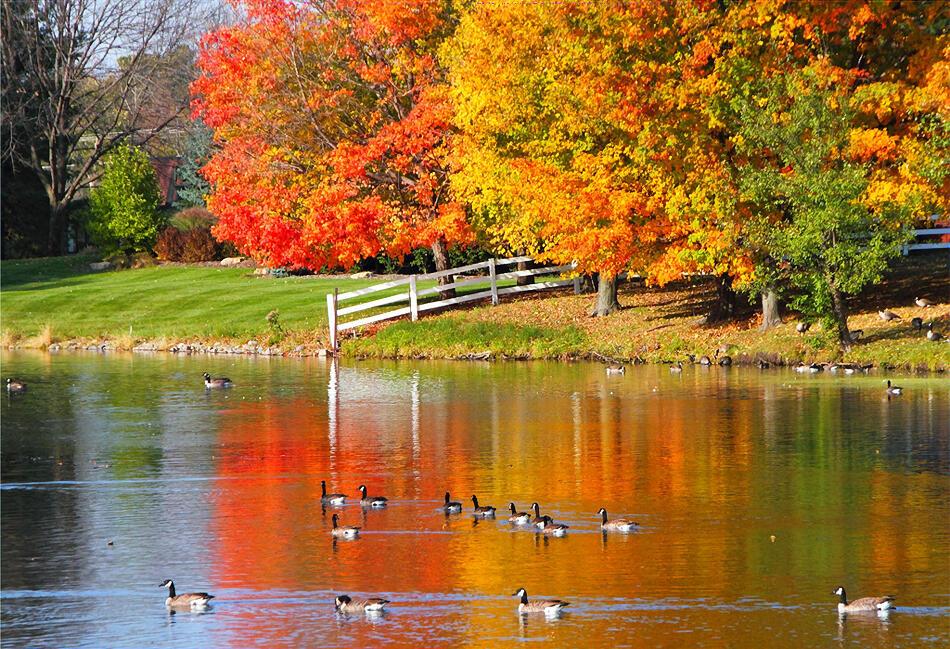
[326,256,578,350]
[902,228,950,255]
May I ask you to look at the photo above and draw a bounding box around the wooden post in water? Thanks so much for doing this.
[489,258,499,306]
[326,288,338,352]
[409,275,419,321]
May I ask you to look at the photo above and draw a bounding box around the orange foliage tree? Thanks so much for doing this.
[449,0,946,321]
[699,0,948,335]
[448,2,680,316]
[193,0,471,288]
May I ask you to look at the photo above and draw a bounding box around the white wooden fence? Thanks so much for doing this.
[326,256,577,350]
[902,228,950,255]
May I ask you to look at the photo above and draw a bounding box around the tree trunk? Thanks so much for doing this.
[47,200,68,256]
[826,276,852,350]
[758,289,782,331]
[589,273,620,317]
[516,257,534,286]
[430,237,456,299]
[702,273,737,324]
[577,274,596,294]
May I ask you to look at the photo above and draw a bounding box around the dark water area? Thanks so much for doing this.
[1,351,948,647]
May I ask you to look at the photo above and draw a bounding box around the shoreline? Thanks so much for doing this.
[2,337,946,373]
[3,252,947,373]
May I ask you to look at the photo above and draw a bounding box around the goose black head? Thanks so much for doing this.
[335,595,352,607]
[160,579,173,588]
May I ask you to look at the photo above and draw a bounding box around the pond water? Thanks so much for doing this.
[1,351,948,648]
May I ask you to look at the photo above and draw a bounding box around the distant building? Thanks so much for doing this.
[150,157,182,207]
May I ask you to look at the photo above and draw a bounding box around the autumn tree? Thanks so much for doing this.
[705,1,948,337]
[734,69,918,347]
[194,0,470,292]
[449,2,688,316]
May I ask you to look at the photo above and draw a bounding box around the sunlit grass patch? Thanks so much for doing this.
[346,317,587,359]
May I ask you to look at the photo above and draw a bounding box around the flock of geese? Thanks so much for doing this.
[162,479,894,618]
[162,481,631,615]
[9,338,923,621]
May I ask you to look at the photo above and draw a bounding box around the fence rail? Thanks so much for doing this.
[902,227,950,255]
[326,256,577,350]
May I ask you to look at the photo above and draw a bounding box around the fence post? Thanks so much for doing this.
[489,258,499,306]
[409,275,419,321]
[326,288,338,352]
[573,276,581,295]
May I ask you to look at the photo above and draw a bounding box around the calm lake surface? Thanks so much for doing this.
[1,351,948,648]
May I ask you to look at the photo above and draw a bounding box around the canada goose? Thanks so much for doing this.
[911,316,924,331]
[833,586,895,614]
[330,514,360,538]
[884,380,903,395]
[830,363,858,375]
[507,503,531,525]
[669,361,683,373]
[718,355,732,367]
[512,588,569,615]
[849,329,863,342]
[529,502,545,527]
[160,579,214,609]
[6,378,26,393]
[471,495,496,517]
[605,365,625,375]
[915,297,934,308]
[796,322,810,334]
[597,508,638,532]
[926,324,943,341]
[335,594,390,614]
[878,309,901,322]
[357,485,388,507]
[757,360,770,369]
[203,372,232,388]
[320,480,346,505]
[443,492,462,513]
[698,355,712,366]
[538,516,569,536]
[794,362,822,373]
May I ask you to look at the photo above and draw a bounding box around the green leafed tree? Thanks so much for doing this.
[735,70,916,349]
[87,144,165,252]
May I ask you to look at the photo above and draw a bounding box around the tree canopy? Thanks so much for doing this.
[192,0,948,340]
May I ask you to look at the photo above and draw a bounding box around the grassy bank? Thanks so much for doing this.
[347,253,950,371]
[1,255,379,348]
[2,253,948,370]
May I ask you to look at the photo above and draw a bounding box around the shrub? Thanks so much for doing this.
[154,227,185,261]
[170,206,215,231]
[87,143,165,252]
[180,228,218,262]
[104,251,159,270]
[155,225,220,262]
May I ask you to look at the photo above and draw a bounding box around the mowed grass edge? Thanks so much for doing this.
[2,254,948,370]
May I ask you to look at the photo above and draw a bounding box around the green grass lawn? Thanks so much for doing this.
[1,255,406,342]
[0,255,514,345]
